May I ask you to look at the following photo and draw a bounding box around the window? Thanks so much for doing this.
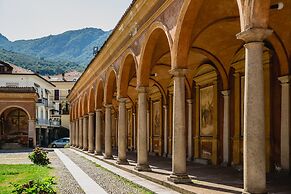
[54,90,60,100]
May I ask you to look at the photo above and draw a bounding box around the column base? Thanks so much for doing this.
[83,147,88,151]
[78,146,83,149]
[95,151,102,156]
[88,149,94,153]
[162,153,168,157]
[116,159,129,165]
[187,156,193,162]
[134,164,151,172]
[103,154,113,159]
[167,173,191,184]
[243,189,267,194]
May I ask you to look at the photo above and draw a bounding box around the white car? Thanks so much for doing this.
[50,137,70,148]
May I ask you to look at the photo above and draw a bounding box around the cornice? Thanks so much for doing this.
[69,0,175,102]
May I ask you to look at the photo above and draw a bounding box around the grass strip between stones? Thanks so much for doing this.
[80,156,153,194]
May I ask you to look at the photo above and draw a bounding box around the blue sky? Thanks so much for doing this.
[0,0,132,41]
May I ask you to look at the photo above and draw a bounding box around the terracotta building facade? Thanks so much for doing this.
[68,0,291,193]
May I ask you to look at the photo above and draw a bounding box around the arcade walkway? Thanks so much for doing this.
[72,147,291,194]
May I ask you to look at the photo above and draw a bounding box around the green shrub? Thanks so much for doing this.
[11,177,56,194]
[28,147,50,166]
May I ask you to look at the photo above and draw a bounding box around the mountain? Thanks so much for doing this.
[0,28,111,75]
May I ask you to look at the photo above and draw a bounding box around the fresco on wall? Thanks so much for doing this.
[153,101,161,136]
[200,85,214,136]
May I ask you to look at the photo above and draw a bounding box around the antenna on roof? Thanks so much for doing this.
[93,46,99,56]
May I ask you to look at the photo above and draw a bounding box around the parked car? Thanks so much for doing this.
[50,137,70,148]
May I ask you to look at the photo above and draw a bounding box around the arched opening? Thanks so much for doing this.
[138,25,172,157]
[118,52,138,151]
[0,107,30,148]
[105,70,118,148]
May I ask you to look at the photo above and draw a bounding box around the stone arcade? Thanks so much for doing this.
[68,1,291,193]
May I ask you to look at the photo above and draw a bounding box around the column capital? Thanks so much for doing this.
[88,112,94,116]
[118,97,128,103]
[163,104,168,109]
[186,99,193,104]
[278,75,291,84]
[169,68,188,77]
[83,114,89,118]
[79,117,83,120]
[236,28,273,43]
[221,90,230,96]
[104,104,112,108]
[95,108,102,112]
[136,86,148,93]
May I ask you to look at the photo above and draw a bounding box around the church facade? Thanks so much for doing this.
[68,0,291,193]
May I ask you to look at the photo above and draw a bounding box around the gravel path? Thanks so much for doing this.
[61,149,153,194]
[49,151,84,194]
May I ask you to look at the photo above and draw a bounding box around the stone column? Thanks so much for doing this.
[135,87,151,171]
[187,99,193,161]
[95,109,102,155]
[168,69,190,183]
[237,28,272,193]
[88,112,95,153]
[69,122,73,146]
[117,98,129,164]
[221,90,230,165]
[79,117,83,149]
[75,120,79,147]
[133,112,136,150]
[147,110,150,152]
[163,105,168,157]
[28,119,36,147]
[278,75,291,171]
[82,115,88,151]
[104,105,113,159]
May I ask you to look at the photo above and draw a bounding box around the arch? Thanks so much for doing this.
[172,0,204,69]
[88,87,96,113]
[95,79,104,109]
[267,33,289,75]
[117,49,138,98]
[0,105,32,120]
[104,68,117,104]
[137,22,173,87]
[191,47,228,90]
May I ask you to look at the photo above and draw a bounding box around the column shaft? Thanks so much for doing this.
[95,109,102,155]
[168,69,190,183]
[163,105,168,157]
[104,105,113,159]
[279,76,291,171]
[83,115,88,151]
[135,87,151,171]
[88,113,95,153]
[187,99,193,161]
[222,90,230,165]
[117,99,128,164]
[79,118,83,149]
[75,120,78,147]
[244,42,266,193]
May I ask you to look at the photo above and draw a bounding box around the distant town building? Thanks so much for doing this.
[0,60,80,149]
